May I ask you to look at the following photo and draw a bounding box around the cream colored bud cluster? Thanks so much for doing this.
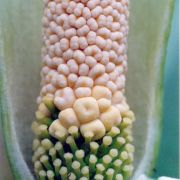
[38,0,129,102]
[36,0,130,141]
[49,86,123,141]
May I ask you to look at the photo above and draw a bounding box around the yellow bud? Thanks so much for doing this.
[38,103,50,116]
[59,108,80,128]
[49,119,68,139]
[97,98,111,112]
[80,119,105,140]
[100,106,121,131]
[73,97,99,124]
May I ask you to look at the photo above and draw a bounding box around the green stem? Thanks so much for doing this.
[43,96,55,113]
[101,155,112,169]
[71,161,81,178]
[66,136,78,152]
[37,117,52,126]
[49,147,57,162]
[40,155,53,170]
[54,142,65,162]
[89,155,97,174]
[64,153,73,168]
[119,117,132,130]
[98,136,112,156]
[81,166,89,179]
[68,126,80,139]
[96,163,105,174]
[59,166,68,180]
[106,168,115,180]
[47,170,55,180]
[38,124,50,139]
[122,165,133,179]
[112,137,126,149]
[39,170,46,180]
[90,142,99,155]
[107,127,120,137]
[53,159,62,177]
[84,132,93,144]
[75,150,86,166]
[113,160,122,177]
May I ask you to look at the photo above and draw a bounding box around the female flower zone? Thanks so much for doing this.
[31,0,135,179]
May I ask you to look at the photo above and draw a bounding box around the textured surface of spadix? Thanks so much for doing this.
[0,0,174,179]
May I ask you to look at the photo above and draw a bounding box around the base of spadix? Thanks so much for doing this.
[32,97,135,180]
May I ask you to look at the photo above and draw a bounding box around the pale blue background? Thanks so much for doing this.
[153,0,179,178]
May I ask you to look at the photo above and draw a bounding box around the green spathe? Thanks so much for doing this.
[0,0,174,179]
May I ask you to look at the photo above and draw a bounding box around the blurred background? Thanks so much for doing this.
[152,0,179,178]
[0,0,179,179]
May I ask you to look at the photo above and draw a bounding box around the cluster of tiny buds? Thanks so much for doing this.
[39,0,129,103]
[32,0,135,179]
[32,107,135,179]
[49,86,130,140]
[33,0,131,141]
